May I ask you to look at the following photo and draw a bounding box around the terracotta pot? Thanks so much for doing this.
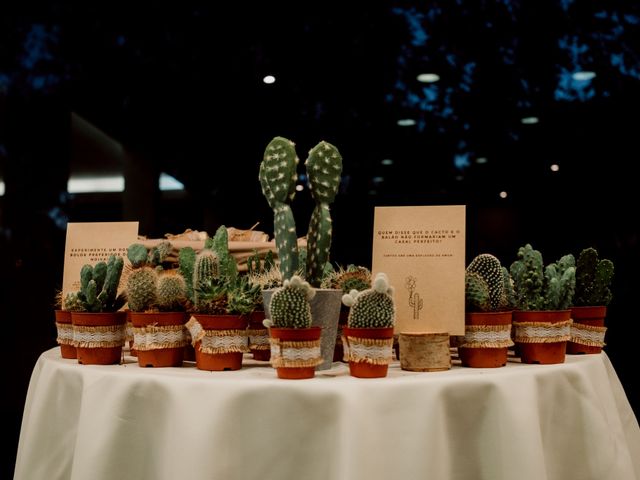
[54,310,77,359]
[567,306,607,355]
[248,311,270,361]
[71,311,126,365]
[458,311,513,368]
[192,314,249,371]
[125,310,137,357]
[333,309,349,362]
[130,312,188,367]
[343,327,394,378]
[513,310,571,364]
[269,327,322,379]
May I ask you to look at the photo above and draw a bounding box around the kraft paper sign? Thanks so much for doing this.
[372,206,465,335]
[62,222,139,298]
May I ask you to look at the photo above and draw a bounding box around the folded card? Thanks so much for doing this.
[372,206,465,335]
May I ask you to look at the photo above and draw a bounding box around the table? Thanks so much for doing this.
[14,348,640,480]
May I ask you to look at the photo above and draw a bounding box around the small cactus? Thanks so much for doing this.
[156,271,187,311]
[342,272,395,328]
[465,271,490,312]
[74,255,125,312]
[264,275,315,329]
[305,141,343,287]
[192,249,220,309]
[321,264,371,293]
[544,254,576,310]
[501,267,517,310]
[574,248,614,306]
[126,266,158,312]
[467,254,505,311]
[178,246,197,302]
[259,136,300,281]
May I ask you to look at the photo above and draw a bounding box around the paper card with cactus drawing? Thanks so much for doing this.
[372,206,465,335]
[62,222,139,299]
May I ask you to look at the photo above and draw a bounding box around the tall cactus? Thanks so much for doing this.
[178,246,196,303]
[544,254,576,310]
[574,247,614,306]
[259,136,300,280]
[264,275,315,329]
[192,249,220,310]
[342,272,395,328]
[207,225,237,283]
[305,141,343,287]
[510,244,545,311]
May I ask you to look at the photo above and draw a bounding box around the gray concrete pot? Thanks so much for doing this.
[262,288,342,370]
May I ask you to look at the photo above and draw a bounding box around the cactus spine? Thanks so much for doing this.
[192,249,220,310]
[126,267,158,312]
[156,271,187,311]
[305,141,343,287]
[574,248,614,306]
[466,254,505,311]
[321,264,371,293]
[259,137,300,281]
[265,275,315,329]
[342,272,395,328]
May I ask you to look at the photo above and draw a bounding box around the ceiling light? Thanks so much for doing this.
[381,159,394,166]
[520,116,539,125]
[397,118,416,127]
[476,157,488,164]
[263,75,276,84]
[159,173,185,191]
[550,164,560,172]
[417,73,440,83]
[499,191,508,199]
[68,175,124,193]
[0,180,4,196]
[572,71,596,81]
[372,176,384,185]
[295,184,304,191]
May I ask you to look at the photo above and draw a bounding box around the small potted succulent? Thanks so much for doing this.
[263,275,323,379]
[259,136,344,370]
[54,291,77,359]
[568,247,614,354]
[185,226,251,371]
[321,264,372,361]
[125,241,189,368]
[510,244,575,364]
[245,249,276,361]
[459,254,515,368]
[341,272,396,378]
[66,255,126,365]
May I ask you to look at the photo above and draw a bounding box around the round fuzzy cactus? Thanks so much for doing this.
[126,266,158,312]
[342,272,395,328]
[265,275,315,329]
[467,254,505,311]
[465,271,490,312]
[156,271,187,311]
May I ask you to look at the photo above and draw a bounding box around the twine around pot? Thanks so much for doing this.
[132,324,188,351]
[269,338,322,369]
[570,322,607,348]
[342,336,394,366]
[73,324,126,348]
[513,320,572,344]
[461,324,514,349]
[186,316,249,355]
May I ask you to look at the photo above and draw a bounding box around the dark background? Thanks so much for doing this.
[2,1,639,476]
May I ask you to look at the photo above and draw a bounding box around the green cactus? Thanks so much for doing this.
[149,241,173,266]
[321,264,371,293]
[192,249,220,308]
[226,276,262,315]
[127,244,149,268]
[467,254,505,311]
[543,254,576,310]
[342,272,395,328]
[259,136,300,281]
[206,226,238,283]
[178,246,196,302]
[305,141,343,287]
[264,275,315,329]
[63,291,86,312]
[76,255,125,312]
[510,244,545,311]
[126,266,158,312]
[501,267,517,310]
[247,249,275,276]
[574,248,614,306]
[465,271,490,312]
[156,271,187,311]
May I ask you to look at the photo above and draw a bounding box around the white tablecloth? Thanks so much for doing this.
[14,348,640,480]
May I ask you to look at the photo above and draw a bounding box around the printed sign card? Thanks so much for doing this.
[372,206,465,335]
[62,222,139,298]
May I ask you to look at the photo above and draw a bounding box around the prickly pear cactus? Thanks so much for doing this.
[259,136,300,280]
[574,248,614,306]
[342,272,395,328]
[126,266,158,312]
[305,141,343,287]
[265,275,315,329]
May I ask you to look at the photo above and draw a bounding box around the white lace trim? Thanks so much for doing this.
[56,323,74,345]
[269,337,323,368]
[201,334,248,351]
[570,323,607,347]
[342,336,393,365]
[73,326,125,348]
[514,320,572,343]
[125,321,134,342]
[249,333,270,348]
[133,325,187,351]
[461,325,514,348]
[271,344,321,361]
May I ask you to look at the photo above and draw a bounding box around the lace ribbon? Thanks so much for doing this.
[55,322,74,346]
[342,336,394,365]
[132,324,187,351]
[269,338,323,368]
[247,328,270,351]
[570,322,607,347]
[186,317,249,354]
[460,324,514,349]
[73,324,126,348]
[514,319,572,344]
[125,321,134,343]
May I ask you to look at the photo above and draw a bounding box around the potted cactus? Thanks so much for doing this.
[341,272,396,378]
[510,244,576,364]
[54,291,77,359]
[125,241,189,368]
[259,136,344,370]
[65,255,126,365]
[459,254,515,368]
[321,264,372,361]
[245,249,277,361]
[185,226,251,371]
[568,247,614,354]
[263,275,323,379]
